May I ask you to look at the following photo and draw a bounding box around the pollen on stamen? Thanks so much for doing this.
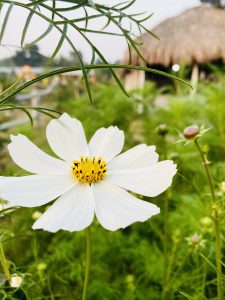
[71,156,107,184]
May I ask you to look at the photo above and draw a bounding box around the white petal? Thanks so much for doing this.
[32,184,94,232]
[92,181,159,231]
[106,160,177,197]
[108,144,159,170]
[88,126,124,161]
[0,174,75,207]
[46,113,88,163]
[8,134,69,174]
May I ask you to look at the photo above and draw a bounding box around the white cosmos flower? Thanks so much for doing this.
[0,113,177,232]
[10,274,23,288]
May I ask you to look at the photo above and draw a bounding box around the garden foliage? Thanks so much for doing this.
[0,74,225,299]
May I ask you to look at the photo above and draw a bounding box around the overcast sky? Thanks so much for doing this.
[0,0,200,63]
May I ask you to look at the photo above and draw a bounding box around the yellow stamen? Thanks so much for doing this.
[71,156,107,184]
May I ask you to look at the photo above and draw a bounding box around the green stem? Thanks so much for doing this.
[82,226,91,300]
[215,210,223,300]
[162,190,169,300]
[0,240,10,283]
[167,242,178,278]
[169,252,189,286]
[194,139,223,300]
[162,135,169,300]
[194,140,216,203]
[201,256,208,297]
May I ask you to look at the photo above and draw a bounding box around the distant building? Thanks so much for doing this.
[121,5,225,90]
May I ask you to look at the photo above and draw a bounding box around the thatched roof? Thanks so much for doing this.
[122,5,225,73]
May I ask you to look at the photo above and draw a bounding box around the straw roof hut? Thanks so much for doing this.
[122,5,225,90]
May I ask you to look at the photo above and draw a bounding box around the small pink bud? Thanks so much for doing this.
[183,125,199,139]
[191,234,201,244]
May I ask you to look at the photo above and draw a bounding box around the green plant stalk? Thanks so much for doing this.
[201,257,208,297]
[194,139,223,300]
[163,229,179,299]
[162,190,169,300]
[0,240,10,283]
[82,226,91,300]
[165,238,179,286]
[214,210,222,300]
[169,252,189,286]
[162,136,169,300]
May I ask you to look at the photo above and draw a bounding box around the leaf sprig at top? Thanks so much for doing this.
[0,0,190,105]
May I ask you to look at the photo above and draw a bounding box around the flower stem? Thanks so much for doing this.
[194,140,216,202]
[162,190,169,300]
[0,240,10,283]
[194,139,223,300]
[82,226,91,300]
[161,134,169,300]
[214,210,223,300]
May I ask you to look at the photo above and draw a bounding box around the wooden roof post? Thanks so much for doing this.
[124,70,145,91]
[190,63,199,96]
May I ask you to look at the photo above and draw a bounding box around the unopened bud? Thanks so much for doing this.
[37,262,47,272]
[200,217,213,233]
[202,145,209,154]
[125,275,134,284]
[157,124,168,136]
[32,211,42,220]
[125,275,135,291]
[186,233,206,250]
[191,234,201,245]
[183,125,199,139]
[200,217,212,227]
[172,229,181,243]
[169,152,179,160]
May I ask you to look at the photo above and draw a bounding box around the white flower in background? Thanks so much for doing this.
[0,113,177,232]
[10,274,23,288]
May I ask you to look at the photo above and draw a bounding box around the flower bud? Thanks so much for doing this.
[125,275,135,291]
[157,124,168,136]
[169,152,179,160]
[183,125,199,139]
[200,216,212,227]
[32,211,42,220]
[172,229,181,243]
[190,234,201,245]
[37,262,47,272]
[125,275,134,284]
[202,145,209,155]
[200,217,213,233]
[186,233,206,250]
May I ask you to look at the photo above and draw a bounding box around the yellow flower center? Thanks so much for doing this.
[71,156,107,184]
